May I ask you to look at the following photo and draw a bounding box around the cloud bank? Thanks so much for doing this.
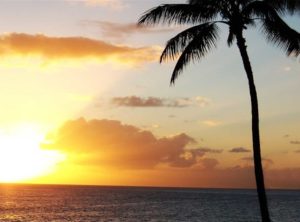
[0,33,160,64]
[44,118,217,169]
[42,118,300,189]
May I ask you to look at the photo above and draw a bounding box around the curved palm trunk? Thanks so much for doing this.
[236,32,271,222]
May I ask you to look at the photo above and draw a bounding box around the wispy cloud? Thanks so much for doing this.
[284,66,291,72]
[202,120,222,127]
[195,96,211,107]
[229,147,251,153]
[290,140,300,145]
[81,20,175,40]
[195,147,223,154]
[111,96,211,108]
[111,96,164,107]
[141,124,161,130]
[200,158,219,169]
[0,33,160,65]
[241,157,274,167]
[66,0,125,10]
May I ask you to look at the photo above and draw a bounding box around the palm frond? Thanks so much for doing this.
[261,16,300,56]
[138,4,218,26]
[242,1,278,19]
[242,0,300,56]
[265,0,300,14]
[160,23,215,62]
[170,23,219,84]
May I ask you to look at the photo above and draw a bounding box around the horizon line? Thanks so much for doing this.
[0,182,299,191]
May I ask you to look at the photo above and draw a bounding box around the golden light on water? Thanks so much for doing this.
[0,124,65,182]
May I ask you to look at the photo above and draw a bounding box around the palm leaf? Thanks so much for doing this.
[242,1,278,18]
[265,0,300,14]
[138,4,218,26]
[160,23,215,62]
[242,0,300,56]
[261,16,300,56]
[170,23,219,84]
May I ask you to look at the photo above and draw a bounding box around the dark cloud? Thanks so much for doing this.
[81,20,175,39]
[290,140,300,145]
[295,150,300,153]
[112,96,164,107]
[43,118,212,169]
[111,96,210,108]
[168,148,221,168]
[195,147,223,153]
[0,33,160,64]
[229,147,251,153]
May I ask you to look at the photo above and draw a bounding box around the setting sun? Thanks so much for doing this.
[0,124,64,182]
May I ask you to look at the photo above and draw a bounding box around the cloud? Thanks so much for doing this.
[0,33,160,65]
[295,150,300,153]
[43,118,214,169]
[229,147,251,153]
[195,147,223,154]
[86,0,122,8]
[111,96,210,108]
[41,118,300,189]
[66,0,124,10]
[81,20,175,40]
[202,120,222,127]
[200,158,219,170]
[141,124,160,130]
[290,140,300,145]
[195,96,211,107]
[241,157,274,167]
[111,96,164,107]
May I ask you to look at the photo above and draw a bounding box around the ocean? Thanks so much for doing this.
[0,184,299,222]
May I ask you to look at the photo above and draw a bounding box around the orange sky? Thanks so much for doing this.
[0,0,299,189]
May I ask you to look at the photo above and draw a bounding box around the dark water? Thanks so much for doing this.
[0,184,299,222]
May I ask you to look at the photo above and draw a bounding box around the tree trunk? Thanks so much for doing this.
[236,32,271,222]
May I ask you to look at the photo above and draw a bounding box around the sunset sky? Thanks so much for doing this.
[0,0,299,189]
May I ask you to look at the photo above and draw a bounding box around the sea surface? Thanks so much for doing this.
[0,184,299,222]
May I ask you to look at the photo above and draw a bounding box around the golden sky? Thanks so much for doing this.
[0,0,299,189]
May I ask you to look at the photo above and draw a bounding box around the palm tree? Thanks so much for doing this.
[138,0,300,221]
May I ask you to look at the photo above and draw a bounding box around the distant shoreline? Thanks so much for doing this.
[1,182,299,191]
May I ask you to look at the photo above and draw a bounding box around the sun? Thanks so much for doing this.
[0,124,64,182]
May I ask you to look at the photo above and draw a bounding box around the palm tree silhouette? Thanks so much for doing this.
[138,1,299,221]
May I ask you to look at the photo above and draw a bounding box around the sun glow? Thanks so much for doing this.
[0,124,65,182]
